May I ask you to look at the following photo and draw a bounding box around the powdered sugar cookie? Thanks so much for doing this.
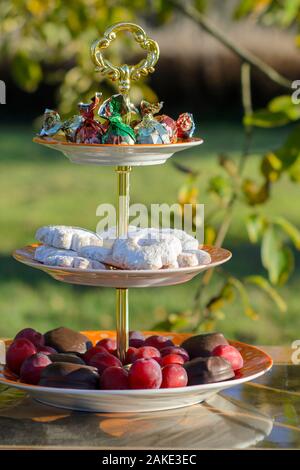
[34,245,77,263]
[35,226,102,251]
[112,232,182,270]
[161,228,199,250]
[79,245,114,265]
[44,255,105,270]
[178,249,211,267]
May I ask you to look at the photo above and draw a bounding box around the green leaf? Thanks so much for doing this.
[242,179,270,205]
[261,225,282,284]
[261,226,294,285]
[280,0,300,27]
[245,275,287,312]
[275,125,300,171]
[245,213,266,243]
[278,246,294,285]
[244,96,300,129]
[234,0,257,18]
[289,158,300,182]
[261,152,282,182]
[208,175,232,200]
[268,95,300,121]
[244,110,289,128]
[273,217,300,249]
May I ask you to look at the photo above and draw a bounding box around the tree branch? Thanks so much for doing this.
[168,0,292,90]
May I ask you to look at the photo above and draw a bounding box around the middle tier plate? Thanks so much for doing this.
[13,244,231,288]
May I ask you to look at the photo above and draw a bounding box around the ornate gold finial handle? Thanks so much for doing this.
[91,22,159,95]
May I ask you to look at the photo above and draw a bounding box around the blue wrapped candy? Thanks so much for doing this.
[134,101,170,144]
[39,109,63,138]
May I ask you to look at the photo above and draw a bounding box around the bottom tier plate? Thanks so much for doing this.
[0,331,272,413]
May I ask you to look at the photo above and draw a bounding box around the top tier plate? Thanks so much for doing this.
[33,137,203,166]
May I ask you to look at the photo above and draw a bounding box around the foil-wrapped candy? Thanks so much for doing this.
[75,92,106,144]
[134,100,170,144]
[102,116,136,144]
[100,95,136,145]
[38,109,63,138]
[62,115,83,142]
[99,93,138,120]
[176,112,195,139]
[155,114,178,143]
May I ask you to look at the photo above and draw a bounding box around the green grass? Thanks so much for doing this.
[0,122,299,344]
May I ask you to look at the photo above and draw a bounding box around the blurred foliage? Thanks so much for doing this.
[153,0,300,332]
[171,88,300,331]
[0,0,183,114]
[1,0,300,333]
[233,0,300,30]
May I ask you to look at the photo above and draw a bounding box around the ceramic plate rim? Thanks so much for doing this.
[33,137,204,149]
[13,244,232,275]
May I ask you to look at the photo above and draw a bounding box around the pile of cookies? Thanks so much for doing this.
[5,326,244,390]
[34,225,211,270]
[38,93,195,145]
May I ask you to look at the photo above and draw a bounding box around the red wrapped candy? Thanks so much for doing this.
[75,93,107,144]
[176,112,195,140]
[155,114,178,143]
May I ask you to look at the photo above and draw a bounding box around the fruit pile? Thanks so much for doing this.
[5,327,244,390]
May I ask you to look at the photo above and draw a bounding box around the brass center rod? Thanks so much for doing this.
[115,165,131,363]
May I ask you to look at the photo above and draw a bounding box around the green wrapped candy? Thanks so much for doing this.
[102,115,136,145]
[99,94,138,119]
[100,95,136,145]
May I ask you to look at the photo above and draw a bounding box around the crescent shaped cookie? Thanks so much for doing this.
[44,255,105,270]
[34,245,78,263]
[35,225,102,251]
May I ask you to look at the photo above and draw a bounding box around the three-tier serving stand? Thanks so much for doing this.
[14,23,231,360]
[6,23,274,413]
[13,23,231,372]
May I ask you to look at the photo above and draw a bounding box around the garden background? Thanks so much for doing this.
[1,0,300,344]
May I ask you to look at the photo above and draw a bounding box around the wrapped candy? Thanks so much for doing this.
[38,109,63,138]
[99,93,138,121]
[155,114,178,143]
[100,95,135,145]
[102,116,136,145]
[75,92,106,144]
[134,100,170,144]
[62,115,83,142]
[176,112,195,139]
